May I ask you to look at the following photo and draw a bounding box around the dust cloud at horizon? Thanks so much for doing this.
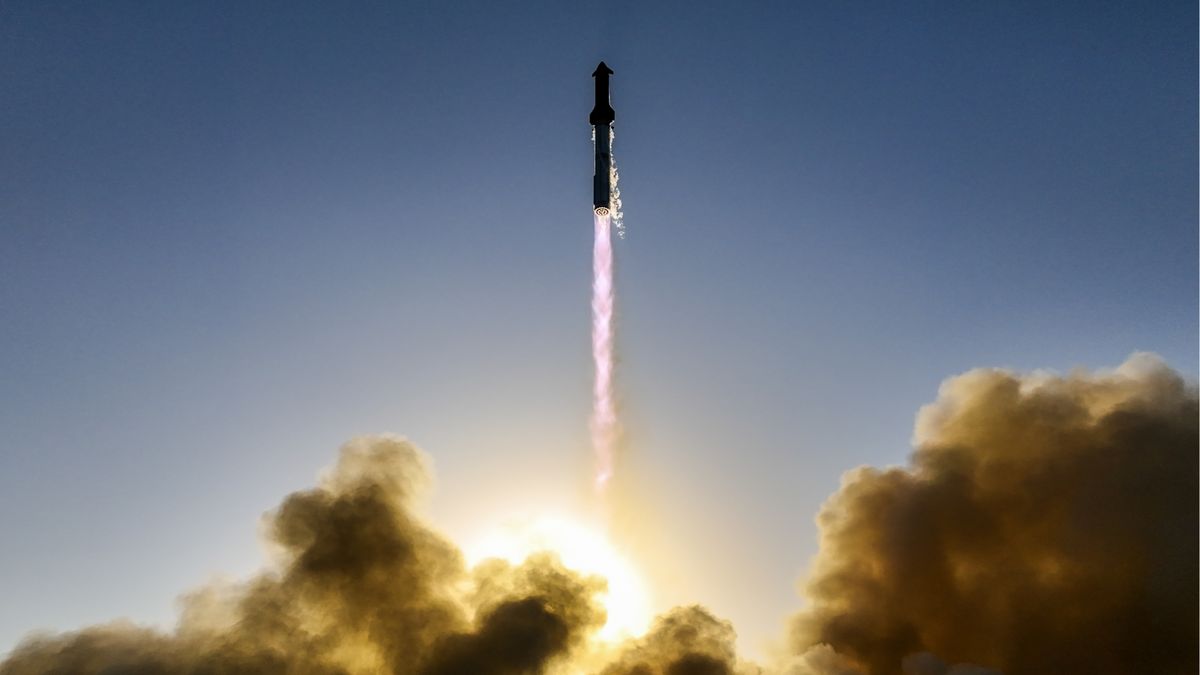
[2,353,1195,675]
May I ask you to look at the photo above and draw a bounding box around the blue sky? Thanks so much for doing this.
[1,0,1195,659]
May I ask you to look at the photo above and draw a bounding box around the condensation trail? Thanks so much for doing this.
[591,211,616,493]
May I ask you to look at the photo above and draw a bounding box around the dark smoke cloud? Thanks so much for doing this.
[789,353,1198,675]
[599,605,739,675]
[0,436,607,675]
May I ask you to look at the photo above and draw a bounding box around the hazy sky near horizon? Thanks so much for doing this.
[1,0,1195,660]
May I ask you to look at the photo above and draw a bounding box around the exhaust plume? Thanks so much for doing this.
[591,211,617,493]
[789,353,1198,675]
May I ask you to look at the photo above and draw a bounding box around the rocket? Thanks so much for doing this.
[591,62,615,216]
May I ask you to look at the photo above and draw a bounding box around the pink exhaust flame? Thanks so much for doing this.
[591,212,616,493]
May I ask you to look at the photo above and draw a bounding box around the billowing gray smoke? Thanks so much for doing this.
[2,354,1195,675]
[789,353,1198,675]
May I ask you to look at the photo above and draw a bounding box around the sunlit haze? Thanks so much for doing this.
[465,515,652,641]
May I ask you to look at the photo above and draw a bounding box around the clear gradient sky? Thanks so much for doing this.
[1,0,1195,660]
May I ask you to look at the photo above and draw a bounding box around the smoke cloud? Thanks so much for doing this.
[3,354,1195,675]
[789,353,1198,675]
[0,436,608,675]
[598,605,739,675]
[0,437,746,675]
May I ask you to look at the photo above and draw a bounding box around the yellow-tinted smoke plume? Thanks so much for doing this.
[789,353,1198,675]
[1,436,608,675]
[2,354,1195,675]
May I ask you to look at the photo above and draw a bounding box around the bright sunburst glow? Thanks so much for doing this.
[465,515,651,641]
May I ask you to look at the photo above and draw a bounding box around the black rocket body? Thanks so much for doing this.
[591,62,615,216]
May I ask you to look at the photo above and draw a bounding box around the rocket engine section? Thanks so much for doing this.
[593,125,612,216]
